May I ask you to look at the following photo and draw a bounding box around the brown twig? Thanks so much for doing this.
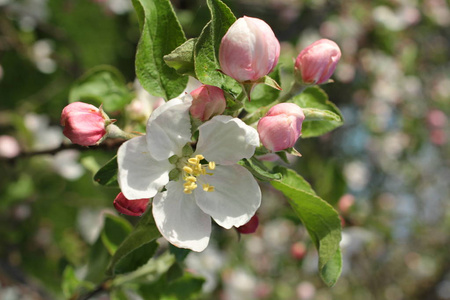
[2,139,126,164]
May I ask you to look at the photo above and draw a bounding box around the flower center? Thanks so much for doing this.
[182,154,216,194]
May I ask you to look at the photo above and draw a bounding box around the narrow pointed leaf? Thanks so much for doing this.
[290,86,344,138]
[238,157,281,181]
[107,208,161,275]
[94,156,118,187]
[271,166,342,286]
[101,214,133,255]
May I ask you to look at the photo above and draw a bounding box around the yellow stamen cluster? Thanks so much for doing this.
[182,154,216,194]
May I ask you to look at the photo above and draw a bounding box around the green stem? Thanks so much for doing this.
[106,124,140,140]
[111,252,175,286]
[226,91,246,117]
[242,82,309,125]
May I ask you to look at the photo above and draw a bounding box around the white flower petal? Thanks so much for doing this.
[195,165,261,229]
[146,95,193,161]
[153,181,211,252]
[117,136,171,199]
[195,116,259,165]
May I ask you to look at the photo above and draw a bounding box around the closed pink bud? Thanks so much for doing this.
[290,242,307,260]
[113,192,149,216]
[189,85,226,121]
[257,103,305,152]
[0,135,20,158]
[61,102,107,146]
[219,16,280,83]
[295,39,341,84]
[237,214,259,234]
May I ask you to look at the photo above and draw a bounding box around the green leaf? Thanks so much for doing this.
[134,0,188,100]
[303,108,341,122]
[169,244,191,262]
[101,214,133,255]
[62,265,95,299]
[107,208,161,276]
[165,273,205,299]
[238,157,281,181]
[261,73,282,91]
[62,265,81,298]
[139,271,205,300]
[242,71,281,118]
[271,166,342,286]
[131,0,145,30]
[69,66,133,112]
[166,262,184,282]
[321,248,343,287]
[85,236,111,282]
[164,38,197,77]
[94,156,118,187]
[110,288,130,300]
[284,147,302,157]
[115,241,158,274]
[194,0,240,93]
[290,86,344,138]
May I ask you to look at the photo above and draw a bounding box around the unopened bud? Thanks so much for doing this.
[427,109,447,128]
[190,85,226,121]
[61,102,107,146]
[295,39,341,85]
[113,192,149,216]
[290,242,307,260]
[257,103,305,152]
[219,16,280,83]
[0,135,20,158]
[338,194,355,214]
[236,214,259,234]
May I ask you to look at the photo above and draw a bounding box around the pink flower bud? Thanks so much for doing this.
[427,109,447,128]
[61,102,107,146]
[290,242,307,260]
[219,16,280,83]
[0,135,20,158]
[338,194,355,214]
[189,85,226,121]
[236,214,259,234]
[257,103,305,152]
[295,39,341,84]
[113,192,149,216]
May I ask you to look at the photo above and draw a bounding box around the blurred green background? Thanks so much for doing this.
[0,0,449,299]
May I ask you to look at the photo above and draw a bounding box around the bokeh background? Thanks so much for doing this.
[0,0,449,299]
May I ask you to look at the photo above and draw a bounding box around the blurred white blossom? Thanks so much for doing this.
[24,113,63,151]
[186,244,227,293]
[343,160,370,191]
[223,268,257,300]
[32,39,56,74]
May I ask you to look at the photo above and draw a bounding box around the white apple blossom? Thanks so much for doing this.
[117,95,261,252]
